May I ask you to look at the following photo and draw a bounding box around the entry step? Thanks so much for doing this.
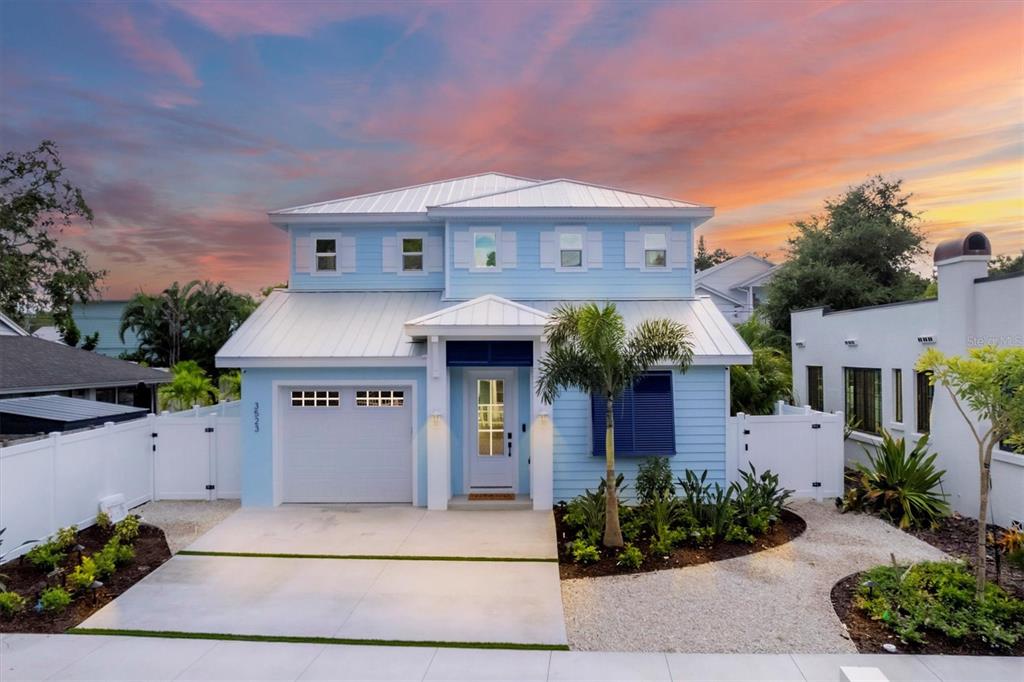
[448,494,533,511]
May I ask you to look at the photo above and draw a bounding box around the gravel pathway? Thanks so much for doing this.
[134,500,240,553]
[560,499,948,653]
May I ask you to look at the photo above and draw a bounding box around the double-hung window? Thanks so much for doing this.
[807,366,824,412]
[591,372,675,457]
[559,232,584,269]
[401,236,424,272]
[892,368,903,424]
[644,232,667,268]
[916,370,933,433]
[844,367,882,434]
[473,231,498,270]
[315,238,337,273]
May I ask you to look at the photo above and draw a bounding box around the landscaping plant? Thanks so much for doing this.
[917,346,1024,599]
[113,515,140,543]
[635,457,675,504]
[539,302,694,547]
[65,556,98,593]
[729,464,793,534]
[856,561,1024,651]
[0,591,26,618]
[95,511,112,530]
[570,539,600,564]
[616,544,644,569]
[842,429,949,530]
[39,587,71,613]
[25,541,65,572]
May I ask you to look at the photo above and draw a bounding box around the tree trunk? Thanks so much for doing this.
[603,396,624,548]
[976,438,995,600]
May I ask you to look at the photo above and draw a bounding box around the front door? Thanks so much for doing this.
[467,370,516,490]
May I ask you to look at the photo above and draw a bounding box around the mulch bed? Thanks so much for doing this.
[0,523,171,633]
[831,570,1024,656]
[554,506,806,579]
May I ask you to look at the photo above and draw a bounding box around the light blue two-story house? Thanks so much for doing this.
[216,173,751,510]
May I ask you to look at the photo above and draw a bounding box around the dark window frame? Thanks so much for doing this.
[893,368,903,424]
[844,367,882,434]
[807,366,824,412]
[916,370,934,433]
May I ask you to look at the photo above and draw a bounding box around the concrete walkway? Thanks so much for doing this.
[3,634,1021,681]
[78,505,567,647]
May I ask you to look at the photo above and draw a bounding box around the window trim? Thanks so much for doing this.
[555,226,587,272]
[470,228,501,273]
[311,232,340,275]
[892,368,904,425]
[807,365,824,412]
[641,228,669,271]
[397,231,427,277]
[844,367,882,435]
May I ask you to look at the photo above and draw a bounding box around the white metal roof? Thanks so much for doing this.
[217,292,750,366]
[436,178,703,210]
[271,172,537,216]
[404,295,549,338]
[0,395,145,420]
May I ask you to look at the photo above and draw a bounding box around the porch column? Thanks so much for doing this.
[530,338,554,510]
[426,335,450,510]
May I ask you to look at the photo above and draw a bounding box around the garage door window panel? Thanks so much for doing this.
[291,390,340,407]
[356,389,405,407]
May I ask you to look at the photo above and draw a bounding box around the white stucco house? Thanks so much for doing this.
[694,254,778,323]
[790,231,1023,527]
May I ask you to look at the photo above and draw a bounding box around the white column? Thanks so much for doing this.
[530,338,554,510]
[426,336,450,510]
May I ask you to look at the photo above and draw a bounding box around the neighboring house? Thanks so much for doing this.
[790,231,1024,526]
[216,172,752,510]
[0,395,148,438]
[71,300,138,358]
[694,253,778,323]
[30,325,64,344]
[0,315,170,416]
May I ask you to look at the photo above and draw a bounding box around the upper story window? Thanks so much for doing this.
[559,232,584,269]
[402,237,423,272]
[644,232,667,268]
[315,238,337,272]
[473,231,498,269]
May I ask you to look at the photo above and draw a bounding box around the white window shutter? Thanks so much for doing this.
[624,231,642,269]
[453,231,471,268]
[294,236,312,273]
[587,231,603,269]
[500,231,517,268]
[539,232,556,269]
[669,231,688,269]
[382,236,398,273]
[426,235,443,272]
[340,236,357,273]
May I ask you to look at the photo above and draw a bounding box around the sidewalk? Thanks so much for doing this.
[2,633,1021,681]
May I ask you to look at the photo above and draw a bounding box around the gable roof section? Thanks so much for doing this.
[694,282,746,306]
[0,312,28,336]
[695,253,776,293]
[0,336,170,394]
[404,295,548,337]
[435,178,702,209]
[731,263,780,290]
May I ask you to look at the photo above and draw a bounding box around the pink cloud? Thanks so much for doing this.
[95,10,201,89]
[166,0,392,38]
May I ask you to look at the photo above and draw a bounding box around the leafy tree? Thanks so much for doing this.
[120,280,255,373]
[694,235,734,272]
[158,360,217,412]
[80,332,99,352]
[538,303,694,547]
[730,316,793,414]
[989,251,1023,277]
[218,370,241,401]
[1,140,105,324]
[58,316,81,347]
[761,177,928,333]
[917,346,1024,599]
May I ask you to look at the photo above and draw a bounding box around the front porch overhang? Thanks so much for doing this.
[403,294,548,340]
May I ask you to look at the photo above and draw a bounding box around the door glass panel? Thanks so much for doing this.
[476,379,505,457]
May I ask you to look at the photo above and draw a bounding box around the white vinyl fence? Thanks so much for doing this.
[726,401,844,501]
[0,403,241,563]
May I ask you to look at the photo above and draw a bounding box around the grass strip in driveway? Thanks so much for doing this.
[68,628,570,651]
[177,550,557,562]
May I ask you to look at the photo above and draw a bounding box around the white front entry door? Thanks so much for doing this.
[467,370,517,490]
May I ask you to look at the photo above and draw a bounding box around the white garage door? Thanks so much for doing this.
[281,387,413,503]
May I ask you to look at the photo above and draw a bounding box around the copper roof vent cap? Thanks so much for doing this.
[934,231,991,263]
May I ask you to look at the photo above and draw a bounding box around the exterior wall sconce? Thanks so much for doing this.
[429,411,444,426]
[844,339,857,347]
[537,410,551,423]
[794,340,806,348]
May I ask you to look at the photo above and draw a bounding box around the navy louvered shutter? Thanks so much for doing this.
[591,372,675,457]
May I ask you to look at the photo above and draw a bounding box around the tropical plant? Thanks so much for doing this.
[113,515,140,544]
[635,457,675,504]
[856,561,1024,650]
[0,590,26,617]
[95,511,112,531]
[39,587,71,613]
[917,346,1024,598]
[677,469,736,542]
[729,464,792,534]
[842,430,949,530]
[539,302,694,548]
[25,541,65,572]
[218,370,242,402]
[570,539,600,564]
[616,544,644,569]
[54,525,77,550]
[66,556,98,592]
[158,361,216,411]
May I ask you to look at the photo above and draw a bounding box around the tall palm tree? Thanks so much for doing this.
[158,360,216,412]
[538,303,694,547]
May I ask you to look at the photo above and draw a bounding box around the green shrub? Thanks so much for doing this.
[25,542,65,572]
[0,591,26,617]
[565,475,624,546]
[856,561,1024,650]
[54,525,78,550]
[619,506,644,542]
[616,544,644,569]
[95,511,112,530]
[110,539,134,566]
[113,515,140,543]
[730,464,792,534]
[570,539,600,564]
[66,556,98,592]
[724,524,755,544]
[635,457,674,504]
[843,431,949,529]
[92,546,116,579]
[39,587,72,613]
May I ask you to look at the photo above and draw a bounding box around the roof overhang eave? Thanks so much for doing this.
[268,212,432,228]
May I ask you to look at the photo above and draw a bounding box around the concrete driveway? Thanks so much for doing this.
[79,505,567,648]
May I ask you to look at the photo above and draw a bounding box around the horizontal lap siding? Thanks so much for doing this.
[552,365,727,502]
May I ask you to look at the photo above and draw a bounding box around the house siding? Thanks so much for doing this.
[71,301,139,358]
[552,365,728,502]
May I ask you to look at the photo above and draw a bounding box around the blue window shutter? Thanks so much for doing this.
[447,341,532,367]
[591,372,674,457]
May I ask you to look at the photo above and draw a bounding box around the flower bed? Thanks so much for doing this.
[0,517,171,633]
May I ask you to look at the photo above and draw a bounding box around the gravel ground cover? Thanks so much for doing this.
[134,500,240,553]
[560,499,948,653]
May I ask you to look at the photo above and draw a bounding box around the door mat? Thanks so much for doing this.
[468,492,517,501]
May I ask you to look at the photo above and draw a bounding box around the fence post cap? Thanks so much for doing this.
[48,431,60,438]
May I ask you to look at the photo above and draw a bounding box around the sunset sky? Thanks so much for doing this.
[1,0,1021,297]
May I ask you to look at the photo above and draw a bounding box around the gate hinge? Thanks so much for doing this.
[205,484,215,490]
[812,481,822,487]
[151,432,158,438]
[811,423,821,429]
[742,429,750,435]
[204,427,215,433]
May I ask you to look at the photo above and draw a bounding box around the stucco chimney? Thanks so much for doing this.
[934,231,991,353]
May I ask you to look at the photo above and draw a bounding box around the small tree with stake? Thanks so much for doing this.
[538,303,694,548]
[916,346,1024,599]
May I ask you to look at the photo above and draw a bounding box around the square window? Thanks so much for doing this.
[315,238,337,272]
[559,232,583,269]
[644,233,667,268]
[401,237,424,272]
[473,232,497,269]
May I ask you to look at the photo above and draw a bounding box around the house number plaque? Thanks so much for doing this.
[253,401,260,432]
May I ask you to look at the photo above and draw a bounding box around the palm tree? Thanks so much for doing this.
[538,303,694,547]
[158,360,216,412]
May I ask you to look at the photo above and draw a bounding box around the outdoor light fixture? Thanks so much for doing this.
[844,338,857,347]
[429,411,444,425]
[794,340,806,348]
